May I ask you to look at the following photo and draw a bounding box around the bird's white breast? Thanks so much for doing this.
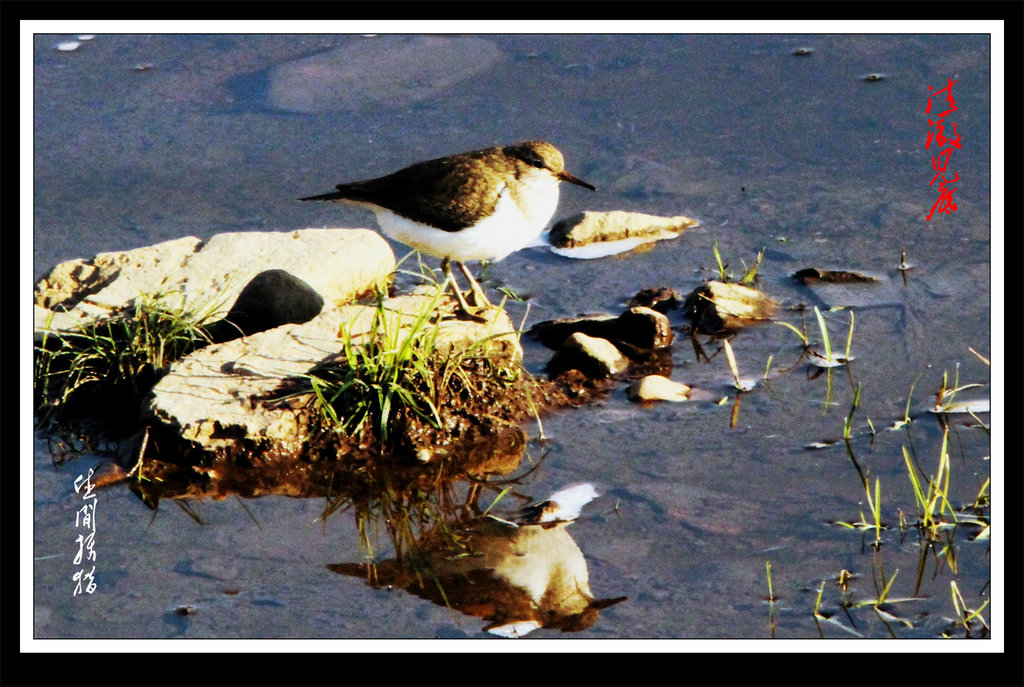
[373,172,561,263]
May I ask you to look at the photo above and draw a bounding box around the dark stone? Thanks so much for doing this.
[203,269,324,343]
[626,287,681,313]
[793,268,878,285]
[530,307,673,353]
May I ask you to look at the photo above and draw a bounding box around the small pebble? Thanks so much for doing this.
[627,375,691,403]
[55,41,81,52]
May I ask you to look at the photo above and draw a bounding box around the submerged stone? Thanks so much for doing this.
[267,36,504,113]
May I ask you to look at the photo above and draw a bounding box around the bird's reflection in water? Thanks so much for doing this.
[328,484,626,637]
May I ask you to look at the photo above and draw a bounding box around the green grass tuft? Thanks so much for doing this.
[34,290,218,438]
[309,288,447,445]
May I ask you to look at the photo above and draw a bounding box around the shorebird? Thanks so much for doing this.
[300,140,595,317]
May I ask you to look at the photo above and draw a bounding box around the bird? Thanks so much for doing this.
[300,140,595,318]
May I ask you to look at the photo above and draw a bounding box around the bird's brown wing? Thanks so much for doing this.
[332,154,504,232]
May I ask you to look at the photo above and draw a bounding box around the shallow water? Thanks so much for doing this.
[30,32,995,643]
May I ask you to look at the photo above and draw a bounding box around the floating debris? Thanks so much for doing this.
[792,47,814,56]
[863,73,886,82]
[730,376,760,392]
[806,349,854,368]
[55,41,81,52]
[523,483,601,523]
[930,398,990,414]
[931,383,988,414]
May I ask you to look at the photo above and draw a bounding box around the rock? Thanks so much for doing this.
[626,375,691,403]
[547,332,629,379]
[34,229,395,339]
[267,36,504,113]
[34,229,540,464]
[626,287,681,313]
[202,269,325,342]
[530,314,617,349]
[548,210,699,259]
[531,306,673,353]
[683,281,777,332]
[614,307,675,352]
[35,236,203,333]
[146,294,521,453]
[169,229,394,330]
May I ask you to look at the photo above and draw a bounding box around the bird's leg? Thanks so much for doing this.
[441,258,487,320]
[456,261,492,309]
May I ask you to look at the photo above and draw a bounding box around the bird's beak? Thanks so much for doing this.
[559,170,596,191]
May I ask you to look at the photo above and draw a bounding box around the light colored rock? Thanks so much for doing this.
[548,210,699,259]
[627,375,691,403]
[683,281,778,331]
[34,229,395,337]
[34,229,525,456]
[547,332,629,378]
[35,236,203,334]
[181,228,393,315]
[146,294,520,451]
[267,36,504,113]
